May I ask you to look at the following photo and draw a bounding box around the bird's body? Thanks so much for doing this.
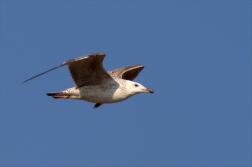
[47,77,151,106]
[23,53,154,108]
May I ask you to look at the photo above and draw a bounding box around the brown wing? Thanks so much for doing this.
[67,53,112,87]
[108,64,144,81]
[22,53,113,87]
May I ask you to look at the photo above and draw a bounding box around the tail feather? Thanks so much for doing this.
[47,92,70,99]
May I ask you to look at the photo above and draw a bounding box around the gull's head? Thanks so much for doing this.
[127,80,154,95]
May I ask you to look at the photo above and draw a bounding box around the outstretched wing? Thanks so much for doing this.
[108,64,144,81]
[23,52,113,88]
[66,53,113,87]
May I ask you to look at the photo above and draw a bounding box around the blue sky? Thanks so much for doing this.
[1,1,251,167]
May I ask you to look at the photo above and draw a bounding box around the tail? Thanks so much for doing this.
[47,92,70,99]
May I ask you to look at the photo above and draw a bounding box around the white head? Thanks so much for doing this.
[125,80,154,96]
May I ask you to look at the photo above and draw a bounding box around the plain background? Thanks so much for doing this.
[1,1,251,167]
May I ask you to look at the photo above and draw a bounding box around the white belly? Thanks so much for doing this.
[64,83,129,104]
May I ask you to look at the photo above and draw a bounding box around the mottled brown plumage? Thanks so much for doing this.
[108,64,144,81]
[23,52,154,108]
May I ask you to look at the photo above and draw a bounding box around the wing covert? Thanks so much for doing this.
[108,64,144,81]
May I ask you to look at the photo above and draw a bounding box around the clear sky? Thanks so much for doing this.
[1,1,251,167]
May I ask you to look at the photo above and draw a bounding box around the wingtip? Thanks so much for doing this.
[91,52,106,57]
[96,52,106,56]
[132,64,144,70]
[131,64,144,68]
[22,79,30,84]
[137,64,144,68]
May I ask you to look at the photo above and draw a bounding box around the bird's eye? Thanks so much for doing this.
[134,84,139,87]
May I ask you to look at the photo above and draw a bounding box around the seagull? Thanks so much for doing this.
[23,52,154,108]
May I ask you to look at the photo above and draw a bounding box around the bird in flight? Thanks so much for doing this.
[23,52,154,108]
